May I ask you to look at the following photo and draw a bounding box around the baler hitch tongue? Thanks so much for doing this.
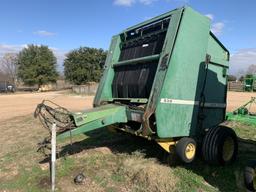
[56,104,128,140]
[34,100,128,148]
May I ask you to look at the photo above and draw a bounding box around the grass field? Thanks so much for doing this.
[0,91,256,192]
[0,116,256,192]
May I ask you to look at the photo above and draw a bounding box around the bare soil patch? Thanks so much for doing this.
[0,91,255,191]
[227,91,256,112]
[0,90,93,122]
[0,91,254,123]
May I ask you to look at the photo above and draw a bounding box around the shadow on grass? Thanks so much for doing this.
[181,139,256,192]
[59,128,167,161]
[40,127,256,192]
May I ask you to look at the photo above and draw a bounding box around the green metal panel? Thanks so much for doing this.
[207,33,229,63]
[57,104,127,140]
[155,7,211,138]
[92,6,229,139]
[36,7,231,155]
[200,33,230,131]
[141,8,184,136]
[123,8,179,32]
[244,75,256,92]
[93,35,121,106]
[226,113,256,126]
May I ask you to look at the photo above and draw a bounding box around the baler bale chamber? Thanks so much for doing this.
[36,7,238,165]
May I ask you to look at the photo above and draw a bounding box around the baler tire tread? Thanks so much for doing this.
[210,126,226,163]
[202,126,238,165]
[202,126,220,163]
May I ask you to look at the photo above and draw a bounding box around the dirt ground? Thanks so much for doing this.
[0,91,94,122]
[227,91,256,112]
[0,90,255,192]
[0,90,254,122]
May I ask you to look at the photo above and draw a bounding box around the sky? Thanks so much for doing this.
[0,0,255,75]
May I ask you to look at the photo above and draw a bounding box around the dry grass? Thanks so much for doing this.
[1,91,256,191]
[1,114,256,192]
[0,115,179,192]
[55,152,178,192]
[116,152,178,192]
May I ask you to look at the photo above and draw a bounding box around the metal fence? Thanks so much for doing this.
[228,81,244,92]
[72,83,98,95]
[228,81,256,92]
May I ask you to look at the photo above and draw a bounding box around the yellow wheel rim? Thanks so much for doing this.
[185,143,196,160]
[222,137,235,162]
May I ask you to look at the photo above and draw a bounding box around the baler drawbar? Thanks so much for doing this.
[34,100,128,139]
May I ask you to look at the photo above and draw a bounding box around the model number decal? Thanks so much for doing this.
[160,98,226,108]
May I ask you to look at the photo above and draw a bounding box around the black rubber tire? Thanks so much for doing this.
[176,137,197,163]
[202,126,238,165]
[244,160,256,192]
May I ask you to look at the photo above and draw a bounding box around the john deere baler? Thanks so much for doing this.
[36,7,238,165]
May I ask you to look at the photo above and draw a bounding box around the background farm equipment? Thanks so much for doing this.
[35,6,237,166]
[226,97,256,126]
[0,81,15,93]
[244,75,256,92]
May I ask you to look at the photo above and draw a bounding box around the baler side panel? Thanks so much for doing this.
[93,36,121,106]
[201,34,229,129]
[155,7,211,138]
[207,33,229,63]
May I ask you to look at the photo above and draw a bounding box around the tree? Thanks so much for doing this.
[239,75,244,82]
[64,47,107,85]
[0,53,18,84]
[227,75,237,82]
[246,64,256,75]
[17,45,58,87]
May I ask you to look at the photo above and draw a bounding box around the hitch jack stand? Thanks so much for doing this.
[51,123,56,192]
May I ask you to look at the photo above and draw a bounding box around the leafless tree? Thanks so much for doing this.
[246,64,256,75]
[236,69,245,81]
[0,53,18,84]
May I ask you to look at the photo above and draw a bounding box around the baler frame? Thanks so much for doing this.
[35,6,237,165]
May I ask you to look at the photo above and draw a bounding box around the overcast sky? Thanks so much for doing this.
[0,0,255,75]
